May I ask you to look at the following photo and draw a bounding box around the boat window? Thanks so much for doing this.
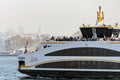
[45,47,120,56]
[35,61,120,69]
[43,45,51,48]
[19,61,25,69]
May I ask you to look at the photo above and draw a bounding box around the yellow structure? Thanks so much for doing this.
[97,6,104,25]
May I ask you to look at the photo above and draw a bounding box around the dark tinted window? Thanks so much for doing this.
[35,61,120,69]
[45,47,120,56]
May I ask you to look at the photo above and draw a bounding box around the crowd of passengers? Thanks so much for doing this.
[49,36,120,41]
[50,36,80,41]
[81,37,120,41]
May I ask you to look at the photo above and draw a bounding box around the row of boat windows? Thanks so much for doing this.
[35,61,120,69]
[45,48,120,56]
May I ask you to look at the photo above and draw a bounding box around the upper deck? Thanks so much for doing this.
[80,26,120,41]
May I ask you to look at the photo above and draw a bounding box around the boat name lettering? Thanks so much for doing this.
[18,57,25,59]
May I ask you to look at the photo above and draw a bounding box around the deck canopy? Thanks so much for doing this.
[96,28,113,38]
[80,28,93,38]
[80,27,114,38]
[112,29,120,34]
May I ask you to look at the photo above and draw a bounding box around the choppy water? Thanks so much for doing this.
[0,56,120,80]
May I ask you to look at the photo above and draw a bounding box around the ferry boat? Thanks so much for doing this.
[18,6,120,78]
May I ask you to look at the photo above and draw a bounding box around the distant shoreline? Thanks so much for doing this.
[0,54,18,56]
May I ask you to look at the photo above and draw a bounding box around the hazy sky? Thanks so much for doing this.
[0,0,120,36]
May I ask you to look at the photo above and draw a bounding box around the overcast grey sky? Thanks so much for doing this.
[0,0,120,36]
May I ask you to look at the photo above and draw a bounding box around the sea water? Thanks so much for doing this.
[0,56,26,80]
[0,56,119,80]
